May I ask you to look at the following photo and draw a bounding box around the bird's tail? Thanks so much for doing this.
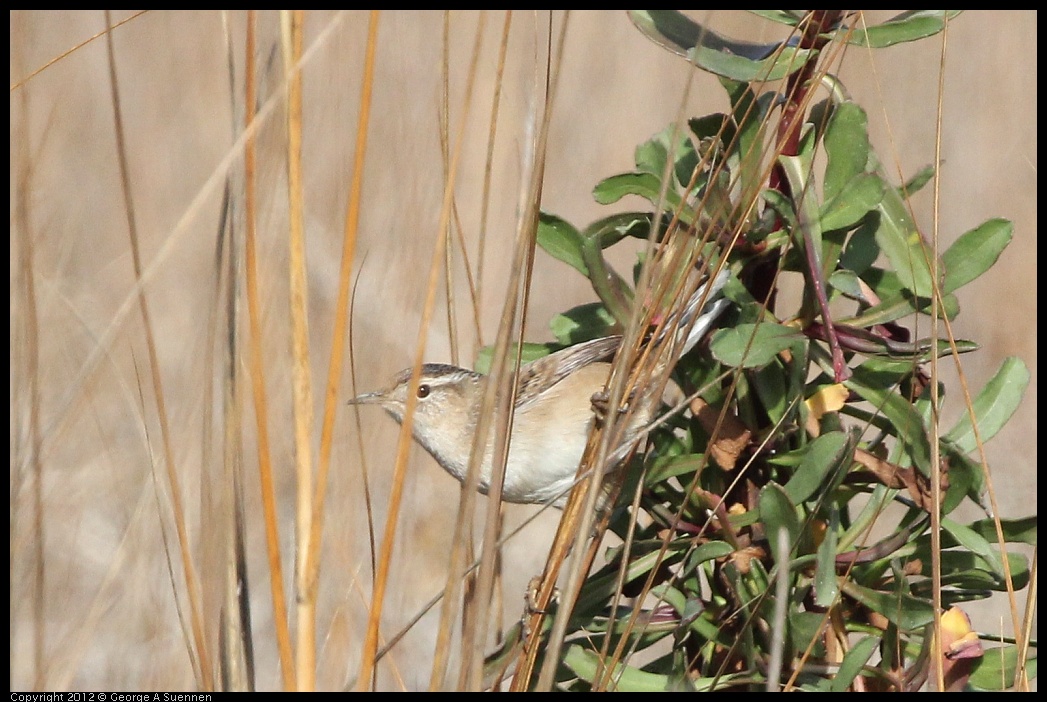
[674,267,731,357]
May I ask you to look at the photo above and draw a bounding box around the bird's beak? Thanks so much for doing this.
[347,390,385,406]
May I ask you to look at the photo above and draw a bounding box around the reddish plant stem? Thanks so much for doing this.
[768,10,843,193]
[758,10,851,380]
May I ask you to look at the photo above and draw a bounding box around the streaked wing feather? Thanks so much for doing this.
[514,335,621,407]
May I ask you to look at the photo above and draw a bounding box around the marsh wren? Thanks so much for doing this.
[348,272,729,507]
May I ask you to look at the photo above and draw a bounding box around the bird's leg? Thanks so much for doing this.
[590,388,636,425]
[524,575,560,621]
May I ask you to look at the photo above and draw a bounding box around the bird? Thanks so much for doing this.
[348,270,729,507]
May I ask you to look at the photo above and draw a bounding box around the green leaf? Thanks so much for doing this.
[841,288,960,327]
[691,43,816,82]
[911,547,1030,593]
[565,644,751,691]
[582,211,657,249]
[843,11,965,49]
[838,484,896,552]
[593,171,660,205]
[828,269,866,301]
[635,131,670,178]
[778,151,826,273]
[945,357,1030,454]
[537,212,587,275]
[822,102,870,205]
[701,170,738,229]
[726,82,774,209]
[580,238,633,325]
[872,185,937,297]
[815,506,841,607]
[474,342,557,375]
[759,482,800,565]
[846,365,932,476]
[830,634,880,692]
[941,516,1004,576]
[635,124,699,189]
[683,540,735,575]
[762,188,797,232]
[549,302,617,345]
[710,322,807,368]
[968,646,1037,691]
[840,579,935,631]
[966,516,1037,547]
[565,649,678,691]
[720,272,761,322]
[579,546,684,616]
[821,173,886,232]
[646,452,705,484]
[899,164,935,197]
[855,266,907,301]
[688,113,732,143]
[783,431,853,504]
[830,326,978,362]
[940,444,979,513]
[941,218,1013,293]
[750,358,790,426]
[837,267,959,326]
[592,172,690,222]
[628,10,806,65]
[839,216,881,274]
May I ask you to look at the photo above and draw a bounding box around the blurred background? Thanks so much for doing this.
[9,11,1036,691]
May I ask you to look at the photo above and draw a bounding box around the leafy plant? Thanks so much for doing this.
[494,10,1034,692]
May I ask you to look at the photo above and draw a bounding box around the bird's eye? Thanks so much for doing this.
[417,384,430,399]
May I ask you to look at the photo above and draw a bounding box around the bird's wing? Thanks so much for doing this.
[513,335,621,408]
